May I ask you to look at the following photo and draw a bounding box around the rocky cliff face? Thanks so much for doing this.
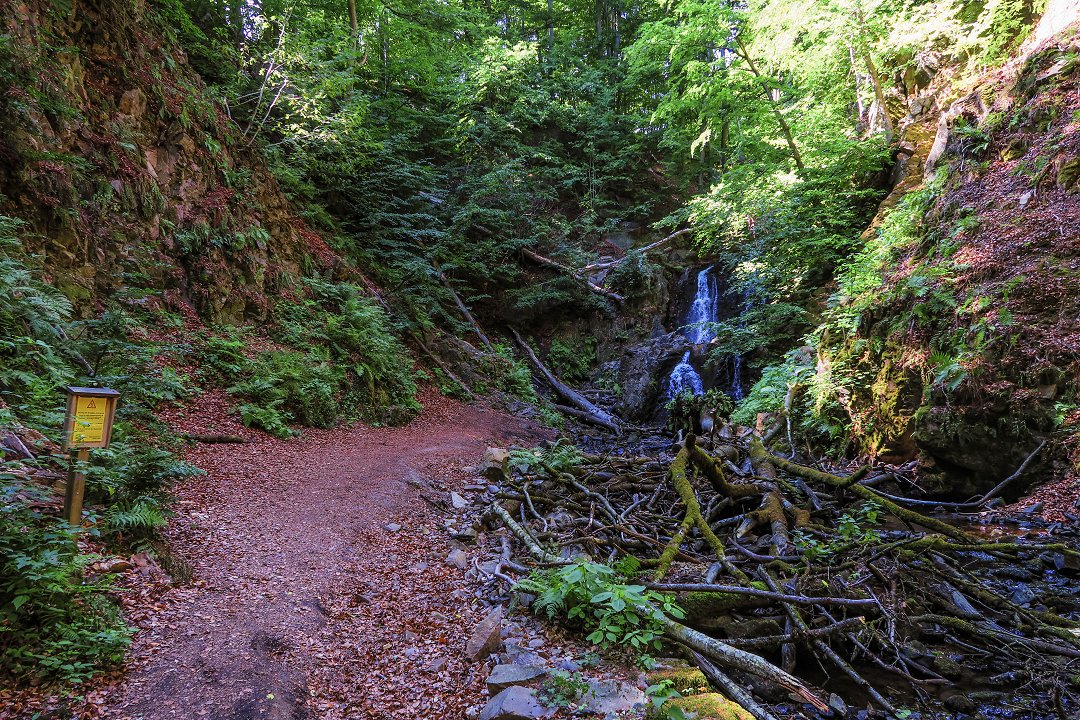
[814,19,1080,495]
[0,0,337,323]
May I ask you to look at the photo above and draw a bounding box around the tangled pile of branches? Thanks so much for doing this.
[478,429,1080,719]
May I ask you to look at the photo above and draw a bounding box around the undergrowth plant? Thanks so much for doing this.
[515,559,684,665]
[0,474,132,685]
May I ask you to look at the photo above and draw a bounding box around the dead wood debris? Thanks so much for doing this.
[476,429,1080,719]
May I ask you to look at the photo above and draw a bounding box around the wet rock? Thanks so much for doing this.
[446,549,469,570]
[466,606,504,662]
[479,686,549,720]
[945,694,976,713]
[485,664,548,695]
[1008,585,1036,606]
[580,679,645,716]
[618,331,687,420]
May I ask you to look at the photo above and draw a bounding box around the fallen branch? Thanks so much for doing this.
[510,328,621,433]
[690,651,780,720]
[520,248,625,303]
[580,228,693,271]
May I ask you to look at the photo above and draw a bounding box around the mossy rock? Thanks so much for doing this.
[1057,156,1080,192]
[646,666,710,696]
[648,693,754,720]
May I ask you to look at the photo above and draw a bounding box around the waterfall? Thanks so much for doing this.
[730,353,744,401]
[665,350,703,399]
[664,266,718,400]
[683,266,718,344]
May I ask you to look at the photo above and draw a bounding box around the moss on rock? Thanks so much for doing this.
[648,693,754,720]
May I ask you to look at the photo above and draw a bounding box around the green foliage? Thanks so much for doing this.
[0,476,132,684]
[516,559,684,662]
[646,681,692,720]
[538,669,590,709]
[0,217,73,407]
[228,351,339,431]
[0,217,201,686]
[196,281,421,436]
[547,337,597,386]
[481,344,537,402]
[101,497,169,542]
[607,253,663,303]
[793,500,882,561]
[272,279,419,425]
[507,441,584,476]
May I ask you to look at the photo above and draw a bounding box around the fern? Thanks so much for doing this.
[103,498,168,537]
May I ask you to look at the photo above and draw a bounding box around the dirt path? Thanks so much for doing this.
[105,390,550,720]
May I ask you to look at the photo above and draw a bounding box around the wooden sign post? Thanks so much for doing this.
[62,387,120,527]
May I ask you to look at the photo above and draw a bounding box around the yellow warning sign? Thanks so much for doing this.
[71,395,108,445]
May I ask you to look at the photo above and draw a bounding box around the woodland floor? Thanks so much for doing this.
[42,388,554,720]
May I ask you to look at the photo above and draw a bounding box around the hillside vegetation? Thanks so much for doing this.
[0,0,1077,702]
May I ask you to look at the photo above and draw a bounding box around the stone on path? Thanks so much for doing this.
[446,548,469,569]
[466,606,504,661]
[450,491,468,509]
[478,686,549,720]
[485,664,548,695]
[481,447,510,479]
[580,679,645,716]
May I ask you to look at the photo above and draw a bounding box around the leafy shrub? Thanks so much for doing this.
[548,337,596,385]
[606,251,662,302]
[0,475,132,684]
[101,496,169,542]
[480,344,537,401]
[516,559,684,662]
[236,400,294,438]
[272,279,419,424]
[228,350,339,430]
[0,217,73,410]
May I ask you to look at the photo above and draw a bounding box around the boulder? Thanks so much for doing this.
[479,686,549,720]
[485,664,548,695]
[648,693,753,720]
[580,679,645,716]
[618,331,688,420]
[466,606,504,662]
[481,448,510,479]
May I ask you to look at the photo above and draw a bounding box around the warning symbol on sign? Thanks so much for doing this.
[64,388,119,449]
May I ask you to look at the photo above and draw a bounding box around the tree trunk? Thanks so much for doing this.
[864,51,893,141]
[510,329,621,433]
[734,36,804,171]
[348,0,359,43]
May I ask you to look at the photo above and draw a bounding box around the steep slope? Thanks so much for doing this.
[774,19,1080,499]
[0,0,338,322]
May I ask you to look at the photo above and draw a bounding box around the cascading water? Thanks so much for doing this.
[665,350,704,398]
[730,354,744,401]
[683,266,718,344]
[664,266,719,399]
[727,283,756,401]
